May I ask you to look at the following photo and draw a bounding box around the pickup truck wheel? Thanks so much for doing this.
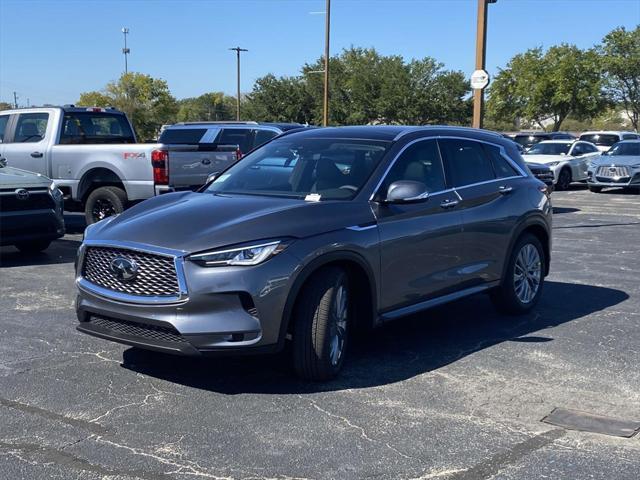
[491,233,545,315]
[85,186,127,225]
[15,240,51,253]
[292,267,350,381]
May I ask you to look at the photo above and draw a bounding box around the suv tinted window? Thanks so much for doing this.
[484,144,518,178]
[59,113,135,144]
[217,128,254,153]
[159,128,207,145]
[439,139,495,187]
[14,113,49,143]
[380,140,446,194]
[0,115,8,142]
[254,129,279,149]
[579,134,620,147]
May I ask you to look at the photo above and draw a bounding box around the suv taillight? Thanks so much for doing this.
[151,149,169,185]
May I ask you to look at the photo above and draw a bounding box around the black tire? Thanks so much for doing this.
[491,233,546,315]
[588,186,603,193]
[292,267,350,381]
[85,186,127,225]
[556,168,572,191]
[15,239,51,253]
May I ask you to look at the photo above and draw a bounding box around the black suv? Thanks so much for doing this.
[76,126,552,380]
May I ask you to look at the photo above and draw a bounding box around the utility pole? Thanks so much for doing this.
[472,0,496,129]
[122,27,130,74]
[229,47,248,121]
[13,91,18,109]
[323,0,331,126]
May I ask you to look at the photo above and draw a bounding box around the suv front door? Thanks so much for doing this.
[438,138,524,286]
[375,138,464,313]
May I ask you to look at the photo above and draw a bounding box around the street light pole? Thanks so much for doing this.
[229,47,248,121]
[323,0,331,126]
[472,0,496,129]
[122,27,130,74]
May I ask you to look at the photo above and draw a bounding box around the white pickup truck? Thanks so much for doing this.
[0,106,218,224]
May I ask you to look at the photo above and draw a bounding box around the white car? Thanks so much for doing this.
[523,140,600,190]
[579,131,640,153]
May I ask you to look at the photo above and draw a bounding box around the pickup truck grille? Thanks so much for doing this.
[596,165,630,178]
[0,189,55,212]
[82,246,181,297]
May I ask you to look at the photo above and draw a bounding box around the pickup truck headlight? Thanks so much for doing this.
[190,240,288,267]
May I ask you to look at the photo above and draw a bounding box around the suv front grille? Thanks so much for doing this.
[0,190,55,212]
[597,165,630,178]
[82,246,180,297]
[88,315,186,343]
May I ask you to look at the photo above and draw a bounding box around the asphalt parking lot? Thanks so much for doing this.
[1,187,639,480]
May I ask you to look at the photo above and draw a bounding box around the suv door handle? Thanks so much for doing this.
[201,158,211,165]
[440,199,459,209]
[31,152,43,158]
[498,186,513,195]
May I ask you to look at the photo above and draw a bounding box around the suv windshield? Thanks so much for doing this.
[604,142,640,156]
[525,143,571,155]
[207,137,390,200]
[579,134,619,147]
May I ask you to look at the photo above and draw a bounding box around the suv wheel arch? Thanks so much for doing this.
[501,217,551,282]
[278,251,377,349]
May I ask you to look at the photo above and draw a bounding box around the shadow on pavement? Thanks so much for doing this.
[553,207,580,214]
[0,238,81,268]
[64,213,87,234]
[121,280,628,394]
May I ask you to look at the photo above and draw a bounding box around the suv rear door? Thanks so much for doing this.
[438,138,525,285]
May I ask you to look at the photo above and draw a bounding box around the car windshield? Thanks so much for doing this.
[206,137,390,200]
[579,134,619,147]
[525,143,571,155]
[604,142,640,156]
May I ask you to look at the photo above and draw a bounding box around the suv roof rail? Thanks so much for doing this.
[174,121,259,126]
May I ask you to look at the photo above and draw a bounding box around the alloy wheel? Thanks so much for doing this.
[513,244,542,304]
[329,283,348,366]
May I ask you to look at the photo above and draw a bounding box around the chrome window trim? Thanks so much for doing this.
[346,224,377,231]
[370,135,527,201]
[76,240,189,305]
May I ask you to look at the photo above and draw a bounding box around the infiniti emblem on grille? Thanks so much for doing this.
[15,188,30,200]
[109,257,139,282]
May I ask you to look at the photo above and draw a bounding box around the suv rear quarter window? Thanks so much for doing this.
[217,128,254,153]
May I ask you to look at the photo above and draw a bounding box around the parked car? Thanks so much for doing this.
[0,106,163,224]
[157,121,307,190]
[75,126,552,380]
[0,157,64,252]
[526,162,555,191]
[587,140,640,193]
[578,131,640,153]
[523,140,600,190]
[512,132,575,150]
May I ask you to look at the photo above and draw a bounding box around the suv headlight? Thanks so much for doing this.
[190,240,288,267]
[546,161,561,167]
[49,182,63,201]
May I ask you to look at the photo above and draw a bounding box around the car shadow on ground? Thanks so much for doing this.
[64,213,87,234]
[0,238,81,268]
[553,207,581,214]
[121,280,628,394]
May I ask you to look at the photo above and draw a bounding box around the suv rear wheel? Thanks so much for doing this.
[491,233,545,315]
[292,267,350,381]
[85,186,127,225]
[556,168,572,191]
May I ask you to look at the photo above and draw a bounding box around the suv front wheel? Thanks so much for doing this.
[292,267,350,381]
[491,233,545,314]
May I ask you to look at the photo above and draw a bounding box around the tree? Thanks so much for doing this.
[487,44,604,131]
[176,92,235,122]
[0,101,14,111]
[243,74,315,124]
[599,26,640,131]
[78,73,177,141]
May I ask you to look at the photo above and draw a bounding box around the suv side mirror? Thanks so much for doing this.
[385,180,429,204]
[205,172,220,184]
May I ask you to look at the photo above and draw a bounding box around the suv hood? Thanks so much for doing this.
[87,191,376,253]
[524,154,568,165]
[592,155,640,167]
[0,166,51,188]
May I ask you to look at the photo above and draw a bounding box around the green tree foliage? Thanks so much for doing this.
[244,47,470,125]
[599,26,640,131]
[176,92,236,122]
[0,101,15,111]
[78,73,177,141]
[487,44,604,131]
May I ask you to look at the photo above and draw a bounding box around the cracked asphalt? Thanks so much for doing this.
[1,187,639,479]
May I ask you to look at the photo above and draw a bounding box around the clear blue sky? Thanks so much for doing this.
[1,0,638,106]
